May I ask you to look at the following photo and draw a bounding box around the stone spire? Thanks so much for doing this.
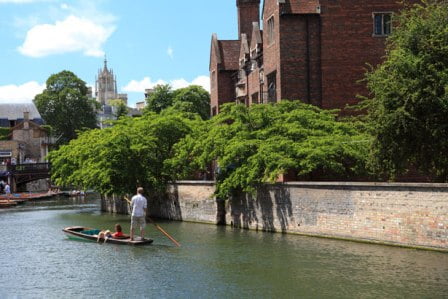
[95,56,117,105]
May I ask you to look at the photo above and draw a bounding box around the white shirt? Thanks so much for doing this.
[131,194,147,217]
[5,184,10,194]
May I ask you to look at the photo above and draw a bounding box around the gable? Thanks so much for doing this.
[219,40,241,71]
[249,22,263,52]
[209,33,222,72]
[239,33,250,65]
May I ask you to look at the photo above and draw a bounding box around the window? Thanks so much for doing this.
[267,16,275,45]
[211,70,216,89]
[267,71,277,103]
[373,13,392,36]
[252,92,259,104]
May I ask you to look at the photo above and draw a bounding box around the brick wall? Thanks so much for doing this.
[262,0,280,101]
[12,128,41,160]
[217,71,237,110]
[135,181,447,251]
[0,140,19,159]
[318,0,420,110]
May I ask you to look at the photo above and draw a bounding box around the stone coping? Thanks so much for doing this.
[174,180,448,189]
[283,181,448,188]
[173,180,216,186]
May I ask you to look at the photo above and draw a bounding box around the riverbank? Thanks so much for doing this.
[102,181,448,252]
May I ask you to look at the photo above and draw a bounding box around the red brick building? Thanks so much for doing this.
[210,0,419,115]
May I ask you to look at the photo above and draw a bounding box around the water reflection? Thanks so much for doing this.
[0,196,446,298]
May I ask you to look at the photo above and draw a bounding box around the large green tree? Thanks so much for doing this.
[171,85,210,119]
[144,84,174,114]
[145,84,210,119]
[364,0,448,181]
[48,110,201,195]
[34,70,98,144]
[168,101,370,198]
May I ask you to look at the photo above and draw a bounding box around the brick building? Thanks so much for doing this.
[210,0,419,115]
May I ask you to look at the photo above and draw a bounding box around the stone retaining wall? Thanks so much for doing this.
[102,181,448,251]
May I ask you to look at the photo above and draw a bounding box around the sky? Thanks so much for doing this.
[0,0,239,107]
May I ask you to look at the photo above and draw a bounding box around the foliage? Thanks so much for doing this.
[171,85,210,119]
[34,70,98,145]
[363,0,448,181]
[48,110,202,195]
[145,84,210,119]
[167,101,370,198]
[109,99,128,119]
[144,84,174,114]
[0,127,10,140]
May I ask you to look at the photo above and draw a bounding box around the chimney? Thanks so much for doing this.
[237,0,260,42]
[23,111,29,129]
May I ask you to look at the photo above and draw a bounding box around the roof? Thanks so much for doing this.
[10,119,47,133]
[218,40,241,70]
[0,103,42,120]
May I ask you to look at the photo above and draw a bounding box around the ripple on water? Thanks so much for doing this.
[0,199,447,298]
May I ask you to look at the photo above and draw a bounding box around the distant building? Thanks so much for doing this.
[210,0,420,115]
[0,103,43,128]
[0,104,52,165]
[95,57,128,106]
[94,57,129,128]
[135,101,146,111]
[144,88,154,99]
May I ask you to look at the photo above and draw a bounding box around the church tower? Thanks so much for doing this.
[95,57,118,106]
[237,0,260,42]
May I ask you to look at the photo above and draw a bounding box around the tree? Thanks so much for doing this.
[364,0,448,181]
[167,101,370,198]
[144,84,174,114]
[0,127,9,140]
[171,85,210,119]
[109,99,129,119]
[144,84,211,119]
[48,109,202,195]
[34,70,97,144]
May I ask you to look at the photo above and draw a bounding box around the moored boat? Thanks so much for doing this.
[63,226,153,245]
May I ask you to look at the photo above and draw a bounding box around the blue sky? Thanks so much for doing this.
[0,0,238,107]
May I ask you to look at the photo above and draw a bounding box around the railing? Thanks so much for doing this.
[8,163,51,174]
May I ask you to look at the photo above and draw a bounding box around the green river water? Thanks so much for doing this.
[0,195,447,298]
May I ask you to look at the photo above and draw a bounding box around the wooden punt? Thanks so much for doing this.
[0,200,17,208]
[63,226,153,246]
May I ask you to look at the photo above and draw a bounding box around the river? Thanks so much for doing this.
[0,195,447,298]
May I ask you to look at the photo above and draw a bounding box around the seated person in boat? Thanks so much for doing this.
[112,224,125,238]
[97,230,112,242]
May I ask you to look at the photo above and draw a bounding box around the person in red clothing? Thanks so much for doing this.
[112,224,124,238]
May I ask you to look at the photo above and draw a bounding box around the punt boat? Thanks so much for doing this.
[63,226,153,245]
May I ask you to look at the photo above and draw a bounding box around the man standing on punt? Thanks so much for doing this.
[130,187,147,241]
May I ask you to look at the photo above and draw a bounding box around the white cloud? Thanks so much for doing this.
[122,77,167,93]
[18,15,115,57]
[122,76,210,94]
[191,76,210,92]
[0,81,45,103]
[167,46,174,59]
